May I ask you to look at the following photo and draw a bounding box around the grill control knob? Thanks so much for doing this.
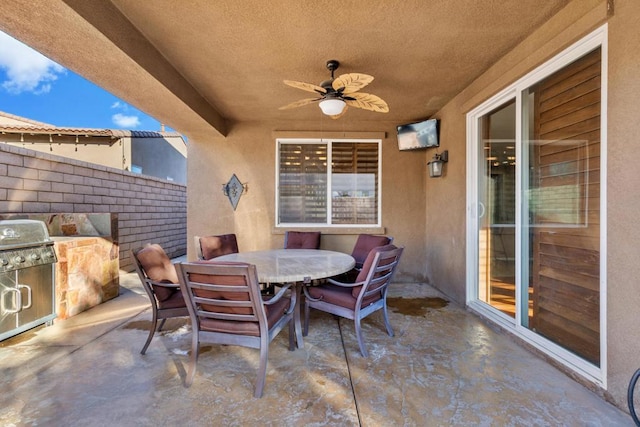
[14,255,25,264]
[30,253,41,261]
[1,258,8,266]
[45,251,55,258]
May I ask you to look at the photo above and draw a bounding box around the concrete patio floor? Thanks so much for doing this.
[0,266,633,426]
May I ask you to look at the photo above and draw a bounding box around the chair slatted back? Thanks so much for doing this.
[176,262,268,336]
[358,246,403,304]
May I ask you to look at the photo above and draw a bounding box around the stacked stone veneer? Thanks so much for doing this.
[0,144,186,272]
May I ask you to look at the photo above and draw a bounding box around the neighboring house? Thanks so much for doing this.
[0,111,187,184]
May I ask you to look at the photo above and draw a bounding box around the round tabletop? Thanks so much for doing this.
[215,249,355,283]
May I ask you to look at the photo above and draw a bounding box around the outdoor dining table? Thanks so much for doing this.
[215,248,355,348]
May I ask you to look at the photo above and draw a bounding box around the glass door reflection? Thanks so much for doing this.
[478,100,517,318]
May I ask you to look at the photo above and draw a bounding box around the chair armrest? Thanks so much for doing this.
[263,283,293,305]
[326,278,365,288]
[147,280,180,289]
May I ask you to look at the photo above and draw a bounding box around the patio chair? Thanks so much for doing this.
[303,244,403,357]
[131,244,189,355]
[194,233,239,260]
[330,234,394,283]
[176,261,296,398]
[351,234,393,269]
[284,230,321,249]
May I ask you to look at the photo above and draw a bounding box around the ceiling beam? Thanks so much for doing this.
[0,0,227,137]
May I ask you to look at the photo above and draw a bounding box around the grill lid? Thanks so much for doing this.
[0,219,52,250]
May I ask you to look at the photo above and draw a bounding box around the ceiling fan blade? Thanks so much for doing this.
[283,80,326,94]
[345,92,389,113]
[332,73,374,94]
[279,98,320,110]
[329,105,348,120]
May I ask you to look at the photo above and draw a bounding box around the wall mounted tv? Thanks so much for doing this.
[397,118,439,151]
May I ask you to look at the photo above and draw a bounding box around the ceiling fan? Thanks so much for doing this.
[279,60,389,119]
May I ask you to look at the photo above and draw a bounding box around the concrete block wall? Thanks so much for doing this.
[0,144,186,272]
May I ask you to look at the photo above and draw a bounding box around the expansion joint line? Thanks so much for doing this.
[338,318,363,427]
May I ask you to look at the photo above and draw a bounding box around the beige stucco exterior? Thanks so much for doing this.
[1,0,639,411]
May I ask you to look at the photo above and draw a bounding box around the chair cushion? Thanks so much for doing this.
[200,234,239,260]
[307,283,357,310]
[136,244,179,302]
[351,234,392,268]
[353,244,398,299]
[285,231,321,249]
[199,294,291,337]
[158,289,187,309]
[189,269,253,315]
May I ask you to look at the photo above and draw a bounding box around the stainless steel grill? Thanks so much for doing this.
[0,219,57,341]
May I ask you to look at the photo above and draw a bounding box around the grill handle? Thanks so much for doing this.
[17,284,32,310]
[1,288,22,314]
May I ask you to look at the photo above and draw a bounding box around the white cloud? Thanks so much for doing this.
[0,31,66,94]
[112,113,141,128]
[111,101,131,110]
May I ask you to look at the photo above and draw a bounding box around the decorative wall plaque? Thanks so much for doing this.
[222,174,247,211]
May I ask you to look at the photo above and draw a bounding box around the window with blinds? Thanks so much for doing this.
[277,139,380,226]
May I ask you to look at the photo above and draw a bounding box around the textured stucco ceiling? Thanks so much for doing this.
[0,0,570,137]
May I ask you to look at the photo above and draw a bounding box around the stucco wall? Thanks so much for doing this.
[0,143,187,271]
[429,0,640,410]
[0,137,124,170]
[186,120,428,283]
[605,0,640,409]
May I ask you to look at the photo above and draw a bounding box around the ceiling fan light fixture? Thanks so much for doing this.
[318,98,346,116]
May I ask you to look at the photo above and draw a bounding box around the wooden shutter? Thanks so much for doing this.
[278,143,327,223]
[530,48,601,365]
[331,142,379,224]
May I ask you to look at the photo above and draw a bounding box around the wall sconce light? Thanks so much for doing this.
[428,150,448,178]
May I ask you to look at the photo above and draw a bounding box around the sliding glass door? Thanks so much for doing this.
[467,28,605,381]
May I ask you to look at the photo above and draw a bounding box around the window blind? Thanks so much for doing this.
[278,143,327,223]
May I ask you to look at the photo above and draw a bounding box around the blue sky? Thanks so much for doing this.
[0,30,166,131]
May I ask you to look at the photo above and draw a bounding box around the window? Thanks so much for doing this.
[277,138,381,227]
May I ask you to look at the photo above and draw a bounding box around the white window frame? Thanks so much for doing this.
[465,25,608,387]
[275,137,382,228]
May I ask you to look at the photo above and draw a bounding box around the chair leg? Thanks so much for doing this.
[288,318,295,351]
[157,318,167,331]
[382,303,395,337]
[303,302,310,336]
[354,316,369,357]
[255,338,269,398]
[185,330,200,387]
[140,310,159,355]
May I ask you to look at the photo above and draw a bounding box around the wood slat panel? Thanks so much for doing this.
[540,90,600,124]
[536,294,599,334]
[538,116,600,141]
[539,253,599,277]
[539,102,600,135]
[530,47,601,365]
[538,265,599,293]
[537,48,600,91]
[539,59,601,102]
[540,76,600,112]
[534,314,599,364]
[539,140,599,162]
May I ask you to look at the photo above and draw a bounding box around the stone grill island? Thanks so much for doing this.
[1,213,119,320]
